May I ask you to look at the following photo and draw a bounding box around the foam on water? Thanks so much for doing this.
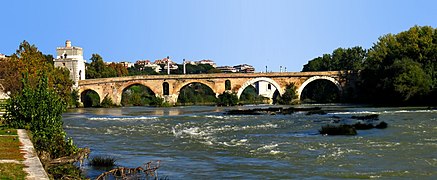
[329,109,437,115]
[88,116,158,121]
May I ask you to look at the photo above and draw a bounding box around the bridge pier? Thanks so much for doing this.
[163,95,178,105]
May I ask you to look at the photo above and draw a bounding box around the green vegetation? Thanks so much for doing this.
[0,128,17,135]
[47,164,85,179]
[89,156,116,168]
[301,80,339,103]
[0,163,27,180]
[177,83,217,105]
[3,73,85,178]
[100,95,116,108]
[121,85,159,106]
[276,83,298,105]
[0,135,24,160]
[3,73,77,158]
[302,26,437,105]
[217,91,239,106]
[81,90,101,107]
[239,85,268,104]
[86,54,128,79]
[0,41,77,108]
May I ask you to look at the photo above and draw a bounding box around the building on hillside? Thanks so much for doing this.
[135,60,161,73]
[216,66,237,73]
[234,64,255,73]
[196,59,217,68]
[53,40,86,87]
[136,60,161,72]
[154,57,178,73]
[119,61,134,68]
[0,53,6,60]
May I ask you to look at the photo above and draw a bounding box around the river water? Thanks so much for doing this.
[63,105,437,179]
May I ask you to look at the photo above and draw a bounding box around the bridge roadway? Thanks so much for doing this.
[78,71,351,105]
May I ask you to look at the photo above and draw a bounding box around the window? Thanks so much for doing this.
[163,82,169,95]
[268,84,272,90]
[225,80,231,90]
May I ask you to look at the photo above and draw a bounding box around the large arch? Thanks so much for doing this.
[236,77,284,99]
[297,76,342,100]
[119,83,157,106]
[118,82,158,96]
[176,82,217,105]
[80,89,101,107]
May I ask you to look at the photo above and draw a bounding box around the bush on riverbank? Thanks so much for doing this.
[3,73,86,179]
[217,91,239,106]
[89,156,116,168]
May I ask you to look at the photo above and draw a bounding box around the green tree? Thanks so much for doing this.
[361,26,437,104]
[392,58,431,101]
[4,73,77,158]
[277,83,298,105]
[302,46,366,72]
[86,54,118,79]
[216,91,239,106]
[0,41,74,107]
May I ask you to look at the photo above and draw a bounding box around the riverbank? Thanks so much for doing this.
[0,128,49,179]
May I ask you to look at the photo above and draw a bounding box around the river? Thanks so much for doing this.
[63,104,437,179]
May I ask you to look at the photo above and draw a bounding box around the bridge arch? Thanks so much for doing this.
[119,83,157,106]
[297,76,342,100]
[118,82,158,96]
[173,80,218,98]
[236,77,284,99]
[80,89,102,107]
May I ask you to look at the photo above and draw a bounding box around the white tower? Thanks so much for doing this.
[53,40,86,87]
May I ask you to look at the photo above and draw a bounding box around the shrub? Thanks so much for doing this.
[101,95,115,108]
[217,91,239,106]
[3,73,77,158]
[89,156,116,168]
[277,83,298,105]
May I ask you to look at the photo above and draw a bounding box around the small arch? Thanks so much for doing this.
[163,82,169,95]
[225,80,231,90]
[80,89,100,107]
[236,77,283,99]
[297,76,342,100]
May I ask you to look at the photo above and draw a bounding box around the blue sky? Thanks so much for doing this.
[1,0,437,72]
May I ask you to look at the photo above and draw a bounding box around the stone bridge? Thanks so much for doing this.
[78,71,354,105]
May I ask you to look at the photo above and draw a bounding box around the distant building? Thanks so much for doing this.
[196,59,217,68]
[135,60,161,73]
[234,64,255,73]
[53,40,86,87]
[154,57,178,72]
[0,53,5,59]
[119,61,134,68]
[217,66,237,73]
